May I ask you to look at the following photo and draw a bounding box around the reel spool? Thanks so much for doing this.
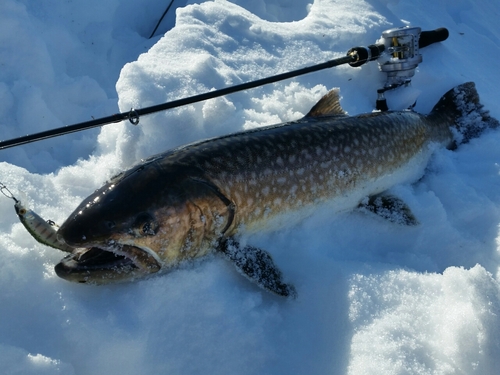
[379,26,422,87]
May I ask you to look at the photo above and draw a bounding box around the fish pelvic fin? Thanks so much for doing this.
[217,237,297,298]
[306,88,347,118]
[359,194,419,226]
[429,82,499,147]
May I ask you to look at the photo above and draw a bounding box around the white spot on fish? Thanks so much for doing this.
[277,177,287,184]
[234,191,242,204]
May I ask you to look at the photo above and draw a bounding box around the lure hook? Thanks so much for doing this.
[0,182,18,202]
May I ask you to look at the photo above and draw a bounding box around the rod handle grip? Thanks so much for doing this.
[419,27,449,48]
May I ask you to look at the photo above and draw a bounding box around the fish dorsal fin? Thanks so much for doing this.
[306,89,346,118]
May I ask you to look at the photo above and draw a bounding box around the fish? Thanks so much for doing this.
[55,82,498,297]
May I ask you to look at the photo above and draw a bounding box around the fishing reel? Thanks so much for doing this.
[348,26,449,111]
[376,26,423,111]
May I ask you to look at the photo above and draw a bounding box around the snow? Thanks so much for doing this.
[1,0,500,374]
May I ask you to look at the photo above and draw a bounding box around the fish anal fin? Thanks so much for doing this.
[359,194,419,226]
[217,237,297,298]
[306,88,347,118]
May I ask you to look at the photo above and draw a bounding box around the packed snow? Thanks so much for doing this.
[1,0,500,374]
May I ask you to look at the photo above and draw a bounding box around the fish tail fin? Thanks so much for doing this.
[429,82,499,146]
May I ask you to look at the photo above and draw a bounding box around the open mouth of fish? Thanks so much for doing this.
[54,242,161,283]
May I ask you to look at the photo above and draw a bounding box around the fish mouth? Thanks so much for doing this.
[54,243,161,283]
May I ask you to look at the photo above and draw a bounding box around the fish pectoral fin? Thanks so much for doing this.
[358,194,419,226]
[217,237,297,298]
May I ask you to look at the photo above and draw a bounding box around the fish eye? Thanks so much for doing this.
[141,222,157,236]
[134,213,158,236]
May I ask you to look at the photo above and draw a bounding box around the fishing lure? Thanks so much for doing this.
[1,182,74,253]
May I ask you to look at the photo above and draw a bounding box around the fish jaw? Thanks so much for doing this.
[54,243,162,283]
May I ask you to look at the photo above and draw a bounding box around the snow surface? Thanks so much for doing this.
[1,0,500,374]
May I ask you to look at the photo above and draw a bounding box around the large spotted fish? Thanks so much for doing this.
[55,82,498,297]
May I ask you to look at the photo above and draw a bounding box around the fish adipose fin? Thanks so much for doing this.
[359,194,419,226]
[429,82,500,147]
[217,237,297,298]
[306,88,347,117]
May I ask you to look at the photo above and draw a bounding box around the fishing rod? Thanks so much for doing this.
[0,26,448,151]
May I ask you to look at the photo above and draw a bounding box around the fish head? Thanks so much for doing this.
[56,161,231,283]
